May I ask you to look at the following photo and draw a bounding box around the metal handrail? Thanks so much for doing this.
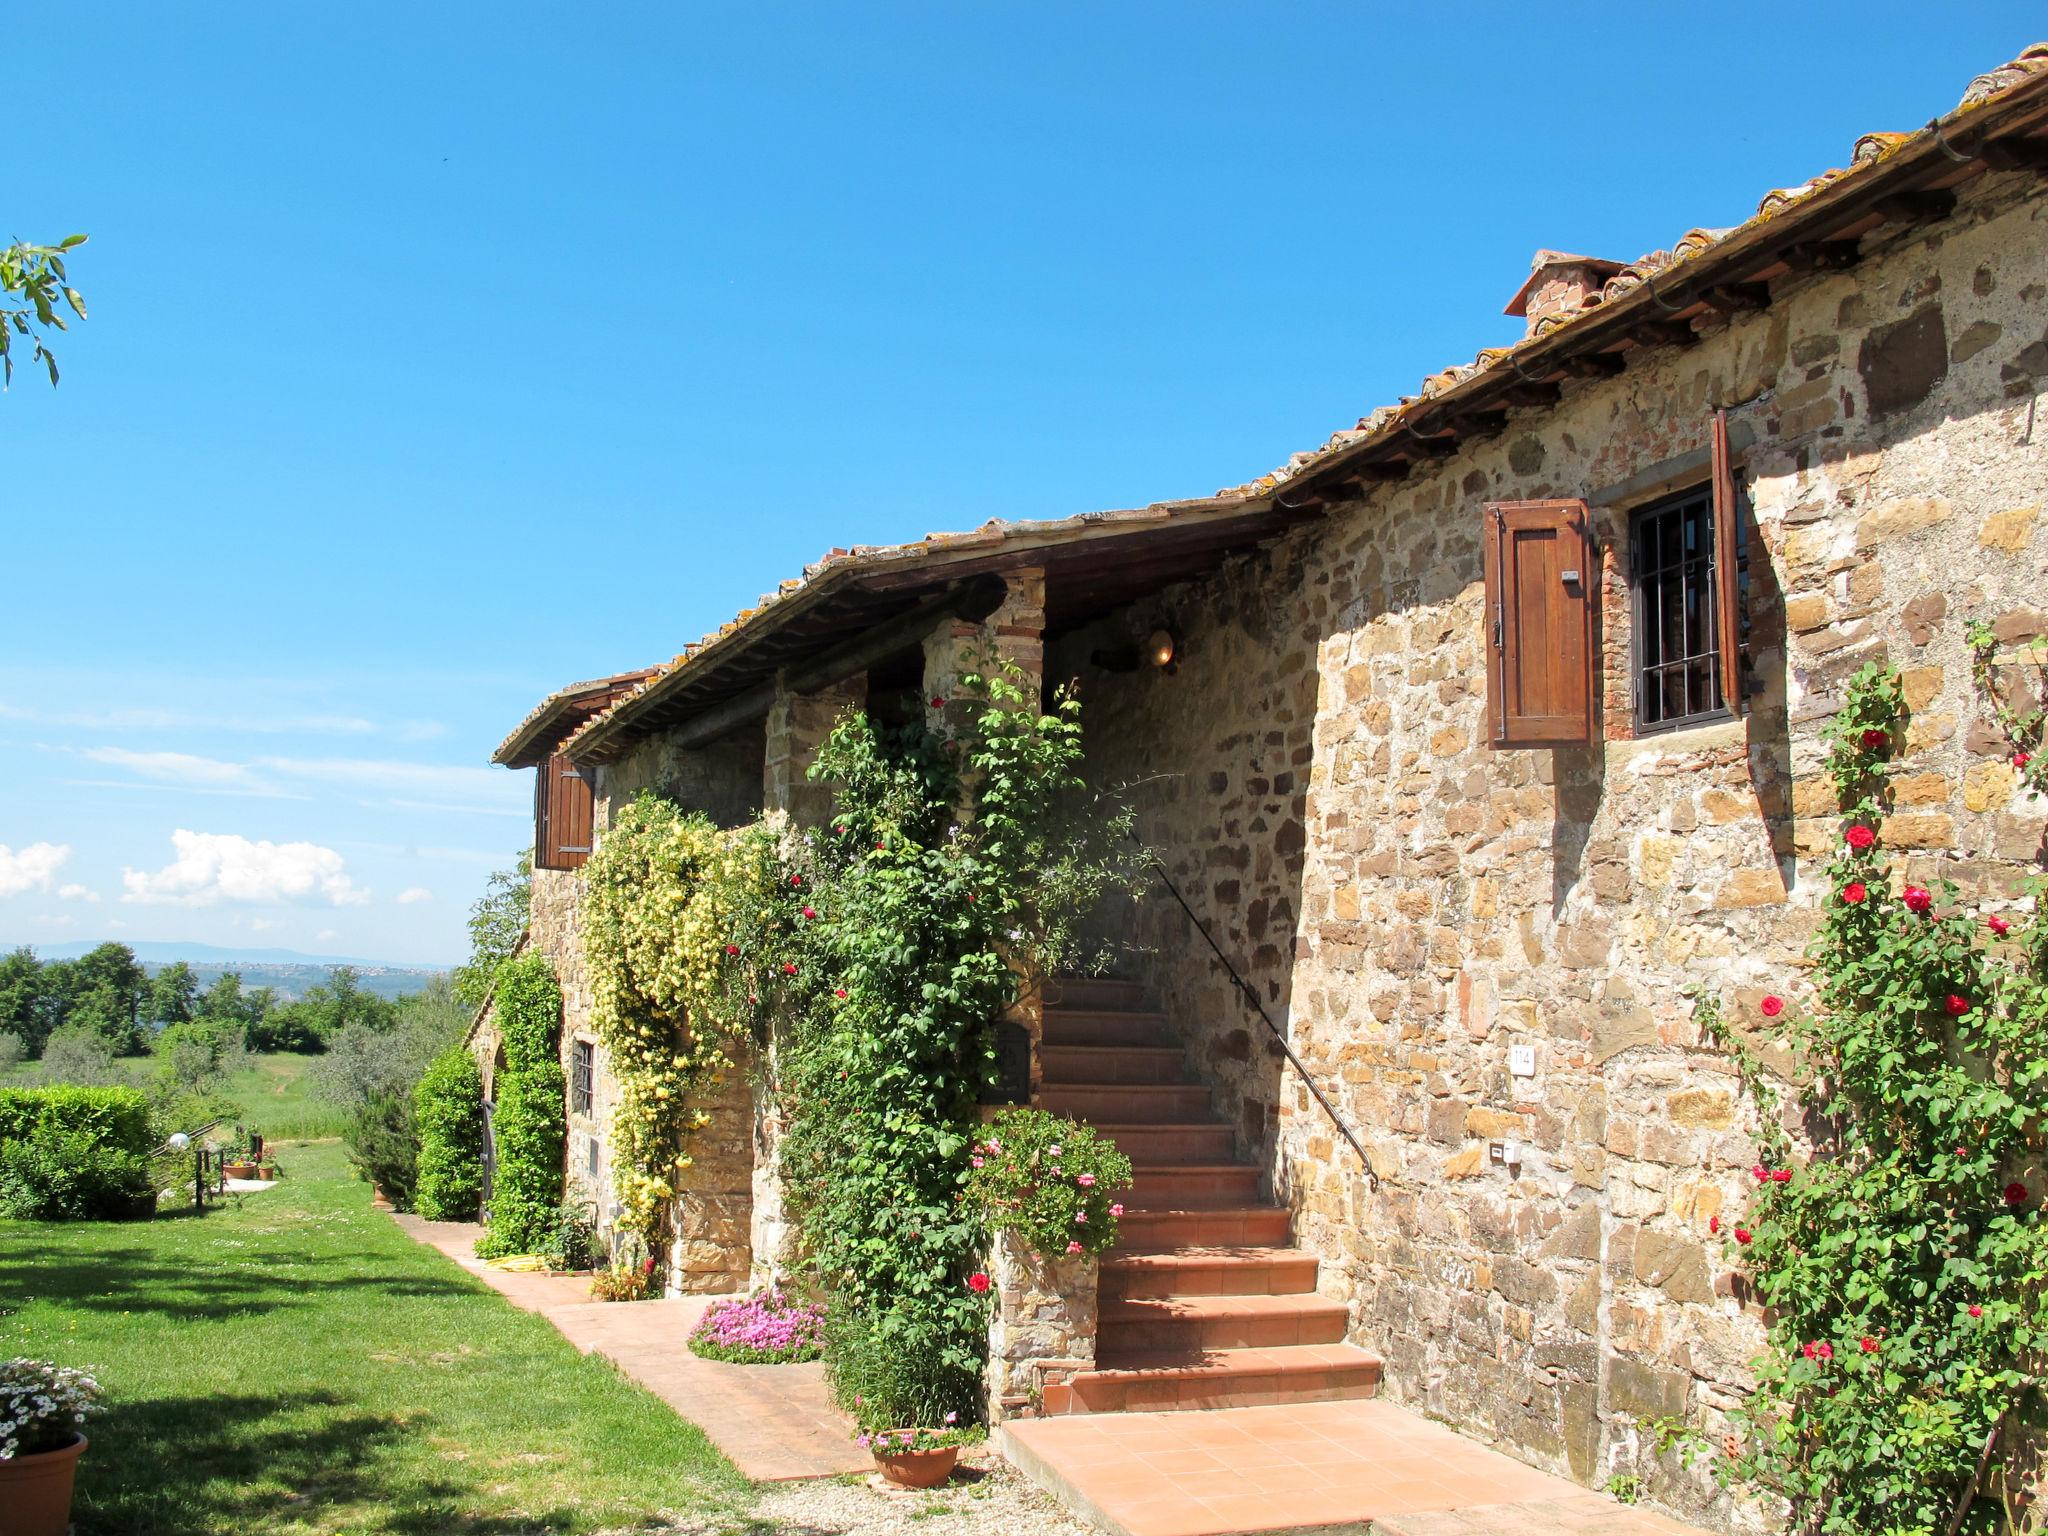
[1137,847,1378,1189]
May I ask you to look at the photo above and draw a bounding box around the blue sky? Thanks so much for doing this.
[4,3,2039,966]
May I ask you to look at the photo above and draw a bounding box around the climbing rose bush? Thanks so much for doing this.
[1696,660,2048,1535]
[963,1107,1133,1259]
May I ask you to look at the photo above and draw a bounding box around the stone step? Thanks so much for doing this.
[1039,1008,1176,1049]
[1088,1123,1236,1165]
[1099,1245,1320,1300]
[1038,1043,1191,1086]
[1054,1343,1384,1414]
[1101,1292,1351,1353]
[1114,1205,1294,1250]
[1039,1083,1213,1124]
[1126,1164,1264,1209]
[1043,976,1148,1011]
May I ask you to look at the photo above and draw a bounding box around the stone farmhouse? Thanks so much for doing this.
[476,46,2048,1527]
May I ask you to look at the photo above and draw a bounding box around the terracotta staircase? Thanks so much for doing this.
[1035,975,1384,1413]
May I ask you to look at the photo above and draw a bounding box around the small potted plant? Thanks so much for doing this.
[221,1128,259,1181]
[860,1417,974,1488]
[0,1358,101,1536]
[254,1160,279,1182]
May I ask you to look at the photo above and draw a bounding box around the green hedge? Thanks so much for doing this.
[414,1047,485,1221]
[0,1086,154,1156]
[475,953,565,1257]
[0,1086,156,1220]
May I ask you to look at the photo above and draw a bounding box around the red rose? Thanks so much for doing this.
[1772,1169,1792,1184]
[802,906,816,920]
[2017,752,2033,769]
[1860,728,1889,750]
[1987,915,2011,937]
[1846,824,1876,851]
[834,988,848,999]
[1760,995,1784,1018]
[1842,881,1868,905]
[2004,1182,2030,1207]
[1903,885,1932,914]
[1735,1226,1753,1245]
[782,962,798,975]
[1969,1304,1984,1318]
[1814,1341,1833,1361]
[724,944,740,956]
[1752,1165,1769,1182]
[1859,1336,1878,1354]
[1709,1214,1721,1234]
[1945,994,1970,1016]
[790,874,802,887]
[930,696,947,709]
[966,1272,991,1294]
[1800,1341,1818,1360]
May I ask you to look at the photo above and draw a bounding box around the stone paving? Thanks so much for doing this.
[1002,1400,1716,1536]
[395,1214,867,1481]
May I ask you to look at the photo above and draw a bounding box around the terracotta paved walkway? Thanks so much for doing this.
[1002,1400,1714,1536]
[394,1215,866,1481]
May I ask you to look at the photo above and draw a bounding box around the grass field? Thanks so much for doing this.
[1,1140,753,1534]
[2,1051,352,1139]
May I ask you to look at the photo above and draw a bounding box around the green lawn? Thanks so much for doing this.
[1,1140,753,1535]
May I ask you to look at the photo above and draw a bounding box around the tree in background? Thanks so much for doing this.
[146,962,200,1028]
[0,1033,23,1070]
[53,944,148,1054]
[0,948,56,1057]
[1,235,87,388]
[455,856,531,1008]
[37,1026,118,1087]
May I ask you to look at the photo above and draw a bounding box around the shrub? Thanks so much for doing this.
[0,1085,153,1155]
[688,1289,826,1364]
[0,1359,101,1459]
[34,1026,118,1087]
[964,1108,1133,1259]
[149,1018,246,1099]
[413,1047,484,1221]
[0,1033,22,1071]
[537,1202,598,1271]
[589,1255,658,1302]
[344,1089,418,1211]
[474,954,565,1257]
[823,1300,982,1433]
[0,1126,154,1220]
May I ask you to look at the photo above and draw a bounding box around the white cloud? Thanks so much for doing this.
[120,830,370,908]
[396,887,432,905]
[81,747,277,792]
[0,842,71,898]
[57,883,99,903]
[65,746,522,817]
[316,929,339,943]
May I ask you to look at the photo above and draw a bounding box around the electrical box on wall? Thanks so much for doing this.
[1508,1043,1537,1077]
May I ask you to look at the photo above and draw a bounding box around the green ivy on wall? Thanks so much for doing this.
[413,1046,485,1221]
[475,951,566,1258]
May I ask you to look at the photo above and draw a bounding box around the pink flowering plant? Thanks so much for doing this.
[687,1288,826,1365]
[1,1358,99,1459]
[1687,660,2048,1534]
[963,1107,1132,1259]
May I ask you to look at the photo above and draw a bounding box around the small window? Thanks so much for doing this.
[571,1039,595,1117]
[1630,485,1748,733]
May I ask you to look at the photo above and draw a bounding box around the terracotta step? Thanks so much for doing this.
[1126,1164,1263,1209]
[1056,1343,1384,1414]
[1038,1043,1190,1086]
[1114,1205,1293,1250]
[1088,1123,1235,1165]
[1100,1245,1319,1300]
[1102,1292,1350,1353]
[1039,1083,1212,1124]
[1039,1008,1175,1049]
[1043,977,1148,1011]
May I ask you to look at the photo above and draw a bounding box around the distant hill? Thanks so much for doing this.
[6,940,451,1004]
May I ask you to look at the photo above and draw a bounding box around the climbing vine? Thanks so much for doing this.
[1694,659,2048,1534]
[579,797,782,1258]
[474,951,567,1258]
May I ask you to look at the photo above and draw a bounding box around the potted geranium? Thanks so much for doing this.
[1,1358,101,1536]
[860,1417,975,1488]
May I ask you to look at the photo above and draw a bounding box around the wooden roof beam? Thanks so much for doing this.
[1874,188,1958,224]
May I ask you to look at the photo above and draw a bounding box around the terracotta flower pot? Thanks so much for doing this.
[256,1167,277,1181]
[873,1440,959,1488]
[223,1162,258,1180]
[0,1434,87,1536]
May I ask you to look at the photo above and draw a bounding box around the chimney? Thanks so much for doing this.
[1505,250,1626,336]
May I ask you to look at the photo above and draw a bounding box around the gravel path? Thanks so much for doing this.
[659,1449,1098,1536]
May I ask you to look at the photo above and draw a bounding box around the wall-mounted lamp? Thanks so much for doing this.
[1092,627,1181,675]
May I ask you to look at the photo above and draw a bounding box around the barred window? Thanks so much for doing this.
[1631,484,1748,733]
[570,1039,595,1117]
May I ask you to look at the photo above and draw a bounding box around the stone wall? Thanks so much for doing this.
[1054,167,2047,1528]
[986,1230,1097,1420]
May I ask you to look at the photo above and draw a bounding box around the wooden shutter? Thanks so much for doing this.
[1709,409,1745,716]
[1484,499,1598,748]
[535,753,596,870]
